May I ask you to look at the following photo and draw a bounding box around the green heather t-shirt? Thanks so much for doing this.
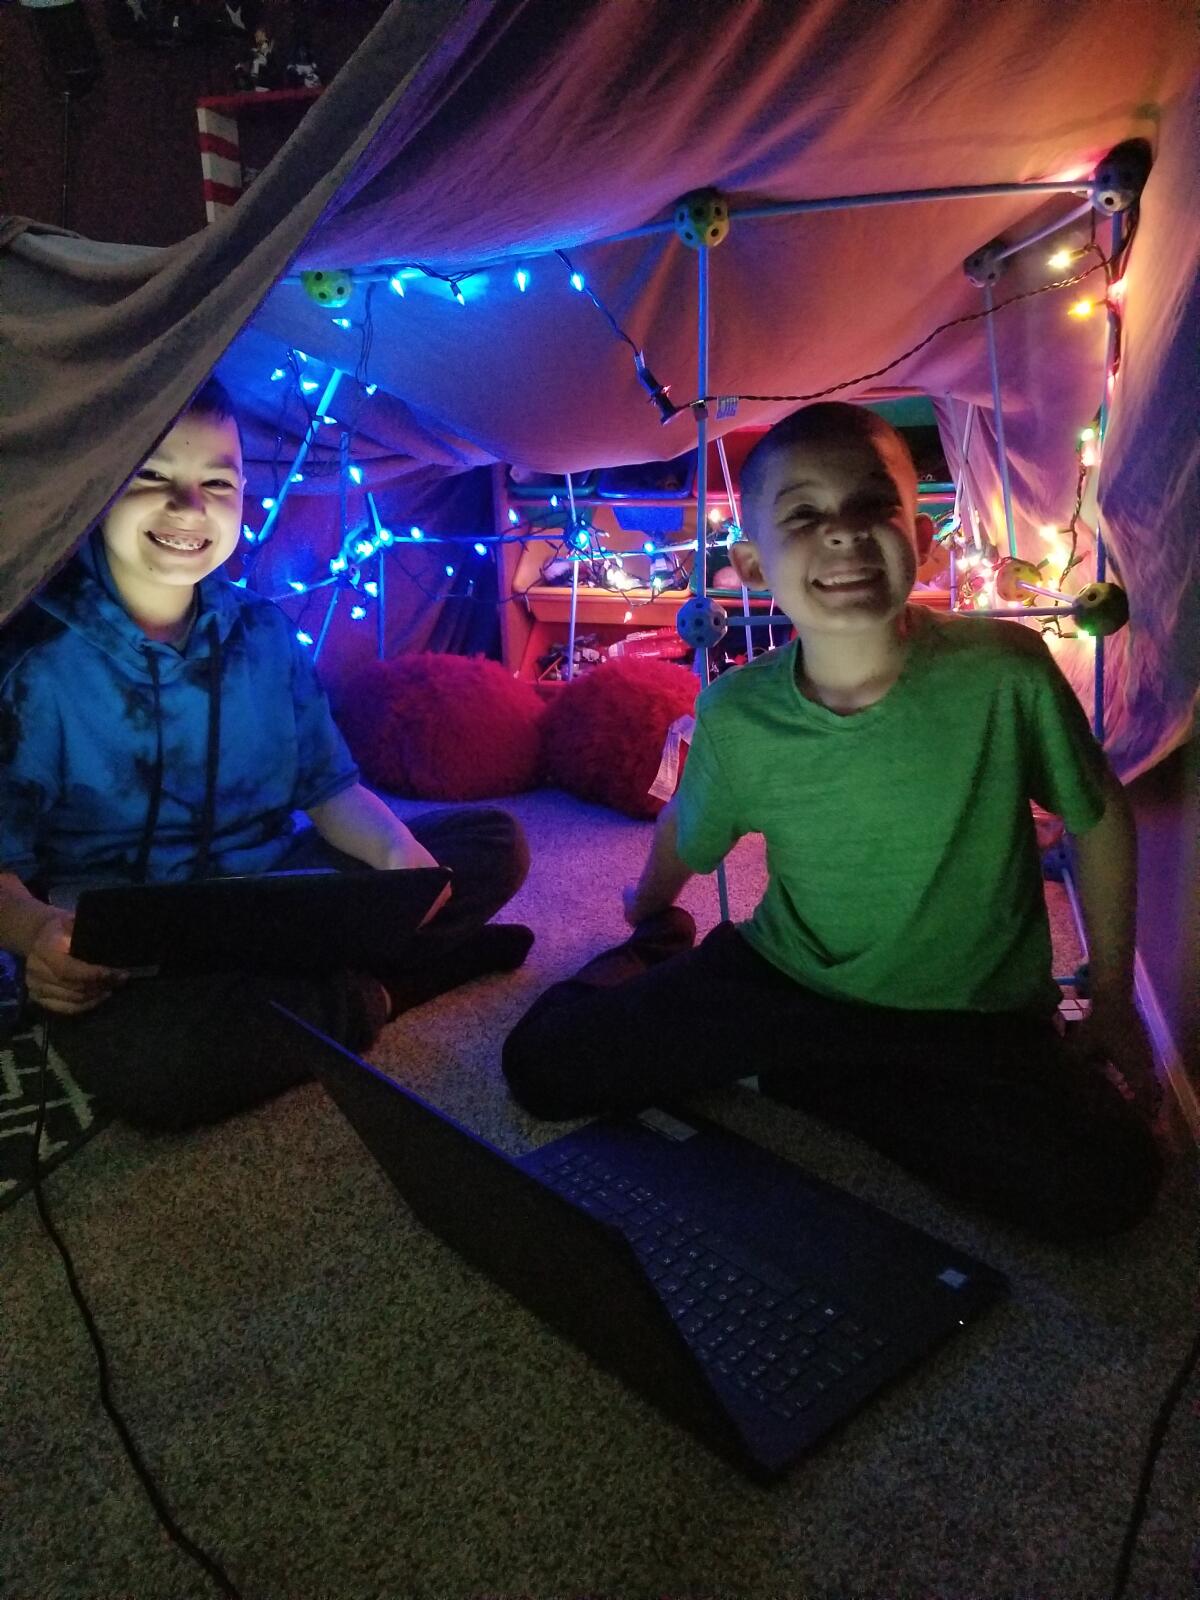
[673,607,1110,1018]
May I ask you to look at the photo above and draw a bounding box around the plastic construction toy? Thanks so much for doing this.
[674,188,730,250]
[301,269,354,309]
[1073,581,1130,636]
[994,557,1044,604]
[676,594,729,649]
[983,559,1129,637]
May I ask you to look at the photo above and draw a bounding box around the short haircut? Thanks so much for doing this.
[738,402,914,529]
[182,376,244,454]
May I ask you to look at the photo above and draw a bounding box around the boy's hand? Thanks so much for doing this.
[1067,994,1163,1123]
[624,882,668,927]
[25,913,128,1015]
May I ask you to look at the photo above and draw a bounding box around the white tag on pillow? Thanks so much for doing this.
[648,713,695,801]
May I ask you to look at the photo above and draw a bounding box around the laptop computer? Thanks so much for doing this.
[277,1006,1009,1483]
[68,866,451,977]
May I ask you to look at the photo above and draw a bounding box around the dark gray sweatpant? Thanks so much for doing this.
[50,807,528,1131]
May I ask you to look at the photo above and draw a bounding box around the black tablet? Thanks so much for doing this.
[69,867,453,977]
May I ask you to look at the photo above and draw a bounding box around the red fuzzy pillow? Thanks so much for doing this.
[540,657,700,819]
[335,654,545,800]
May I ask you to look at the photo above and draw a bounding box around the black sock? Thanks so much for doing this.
[382,924,535,1019]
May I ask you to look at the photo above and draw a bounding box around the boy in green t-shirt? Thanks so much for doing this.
[503,402,1163,1242]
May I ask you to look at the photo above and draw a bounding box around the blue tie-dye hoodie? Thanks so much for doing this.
[0,533,358,891]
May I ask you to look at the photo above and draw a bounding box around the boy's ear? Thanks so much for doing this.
[729,539,767,590]
[914,512,935,561]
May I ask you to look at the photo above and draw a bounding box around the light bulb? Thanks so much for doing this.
[350,605,366,621]
[296,631,314,646]
[1047,249,1073,271]
[507,508,520,525]
[410,526,424,541]
[288,580,307,592]
[570,272,585,292]
[389,276,405,297]
[473,542,488,556]
[514,269,529,292]
[445,564,455,577]
[332,317,351,329]
[261,497,276,510]
[270,367,286,382]
[348,465,363,485]
[1068,299,1095,319]
[363,581,379,598]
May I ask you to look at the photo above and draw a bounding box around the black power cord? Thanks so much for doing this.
[1109,1321,1200,1599]
[29,1015,244,1599]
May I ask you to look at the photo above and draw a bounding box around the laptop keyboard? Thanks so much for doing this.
[536,1148,890,1420]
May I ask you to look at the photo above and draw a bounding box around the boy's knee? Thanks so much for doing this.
[477,808,530,892]
[502,1020,591,1121]
[1027,1121,1164,1242]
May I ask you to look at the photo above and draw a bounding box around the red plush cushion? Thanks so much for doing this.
[540,657,700,818]
[335,653,545,800]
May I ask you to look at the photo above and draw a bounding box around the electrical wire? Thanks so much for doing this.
[554,248,641,354]
[1109,1323,1200,1600]
[678,246,1126,414]
[28,1016,244,1598]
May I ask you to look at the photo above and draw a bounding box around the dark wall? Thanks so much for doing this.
[0,0,388,246]
[1127,742,1199,1077]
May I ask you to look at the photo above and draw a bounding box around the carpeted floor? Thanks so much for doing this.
[3,787,1196,1599]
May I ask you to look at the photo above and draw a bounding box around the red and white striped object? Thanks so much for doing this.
[196,102,243,222]
[195,90,322,224]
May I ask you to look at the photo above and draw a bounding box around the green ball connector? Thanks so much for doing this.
[301,269,354,309]
[1073,581,1129,637]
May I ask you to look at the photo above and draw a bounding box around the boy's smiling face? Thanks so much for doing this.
[100,411,245,612]
[732,430,933,637]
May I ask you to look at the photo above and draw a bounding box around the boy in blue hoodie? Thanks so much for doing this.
[0,380,531,1129]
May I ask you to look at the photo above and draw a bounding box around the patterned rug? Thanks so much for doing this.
[0,1027,112,1213]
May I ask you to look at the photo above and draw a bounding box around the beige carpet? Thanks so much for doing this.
[3,788,1196,1599]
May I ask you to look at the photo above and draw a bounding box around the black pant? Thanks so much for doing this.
[53,808,528,1132]
[503,921,1163,1243]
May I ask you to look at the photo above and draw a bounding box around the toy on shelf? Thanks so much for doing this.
[286,39,322,90]
[234,23,282,91]
[607,627,691,663]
